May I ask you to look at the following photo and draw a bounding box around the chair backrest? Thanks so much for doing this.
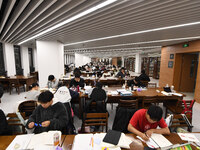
[142,96,158,108]
[6,112,26,134]
[18,100,38,119]
[82,112,108,132]
[118,99,138,109]
[181,99,195,120]
[9,79,20,86]
[169,114,193,132]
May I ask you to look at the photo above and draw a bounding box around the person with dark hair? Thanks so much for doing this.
[0,109,11,135]
[47,75,58,89]
[26,91,69,134]
[128,76,145,87]
[139,70,150,82]
[128,105,170,141]
[116,67,126,78]
[70,73,84,88]
[25,83,40,100]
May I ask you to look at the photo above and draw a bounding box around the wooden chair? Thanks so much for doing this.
[164,98,183,117]
[9,79,25,95]
[142,96,158,109]
[18,100,38,119]
[169,114,193,132]
[147,83,157,88]
[118,99,138,109]
[82,112,108,132]
[6,112,26,134]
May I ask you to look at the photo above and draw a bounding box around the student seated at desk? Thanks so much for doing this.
[25,83,40,100]
[26,91,69,134]
[128,76,145,87]
[47,75,58,89]
[139,70,150,82]
[70,73,84,88]
[128,105,170,141]
[116,67,126,78]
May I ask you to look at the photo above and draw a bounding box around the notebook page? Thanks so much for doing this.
[151,133,172,148]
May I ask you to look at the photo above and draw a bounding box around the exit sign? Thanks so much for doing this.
[183,43,189,48]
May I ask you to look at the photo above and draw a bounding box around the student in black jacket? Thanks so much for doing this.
[116,67,126,78]
[26,91,69,134]
[139,70,150,82]
[70,73,85,88]
[128,77,145,87]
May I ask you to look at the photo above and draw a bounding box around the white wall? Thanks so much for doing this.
[75,53,91,67]
[3,43,16,76]
[21,46,29,76]
[36,41,64,87]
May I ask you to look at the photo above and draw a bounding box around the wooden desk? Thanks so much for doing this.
[0,135,16,150]
[0,76,36,91]
[0,135,66,149]
[61,133,199,150]
[77,87,184,118]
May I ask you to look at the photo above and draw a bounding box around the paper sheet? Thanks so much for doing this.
[6,134,34,150]
[151,133,173,148]
[137,136,159,149]
[178,133,200,142]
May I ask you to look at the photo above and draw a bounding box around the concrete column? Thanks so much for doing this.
[121,56,124,67]
[75,53,91,67]
[36,41,64,87]
[135,53,142,73]
[4,43,16,76]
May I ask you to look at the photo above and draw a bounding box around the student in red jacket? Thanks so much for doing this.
[128,105,170,141]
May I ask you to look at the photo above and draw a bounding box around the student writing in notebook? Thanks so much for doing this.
[26,91,69,133]
[128,105,170,141]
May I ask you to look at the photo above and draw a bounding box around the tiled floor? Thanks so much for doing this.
[0,75,199,133]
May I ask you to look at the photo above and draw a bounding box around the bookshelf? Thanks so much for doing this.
[141,57,161,79]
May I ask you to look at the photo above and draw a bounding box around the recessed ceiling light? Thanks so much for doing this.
[18,0,118,45]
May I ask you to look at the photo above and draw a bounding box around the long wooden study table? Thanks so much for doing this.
[1,133,198,150]
[76,87,184,118]
[0,76,36,91]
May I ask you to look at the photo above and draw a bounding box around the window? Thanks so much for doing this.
[14,45,23,75]
[0,43,6,76]
[28,48,35,73]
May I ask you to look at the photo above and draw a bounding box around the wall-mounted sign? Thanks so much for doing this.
[168,61,173,68]
[183,43,189,48]
[170,54,174,59]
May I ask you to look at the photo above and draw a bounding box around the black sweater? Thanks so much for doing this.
[26,102,68,134]
[69,78,85,88]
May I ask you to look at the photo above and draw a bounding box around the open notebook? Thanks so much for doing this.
[137,133,173,150]
[6,131,61,150]
[72,132,132,150]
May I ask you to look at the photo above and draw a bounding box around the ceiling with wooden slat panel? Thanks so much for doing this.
[0,0,200,58]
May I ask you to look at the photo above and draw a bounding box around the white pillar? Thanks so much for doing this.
[135,53,142,73]
[121,56,124,67]
[4,43,16,76]
[75,53,91,67]
[36,41,64,87]
[21,46,30,76]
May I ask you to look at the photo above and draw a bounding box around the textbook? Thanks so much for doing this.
[72,132,132,150]
[6,131,62,150]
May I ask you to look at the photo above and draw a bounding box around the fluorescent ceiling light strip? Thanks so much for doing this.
[64,22,200,46]
[18,0,117,45]
[65,35,200,51]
